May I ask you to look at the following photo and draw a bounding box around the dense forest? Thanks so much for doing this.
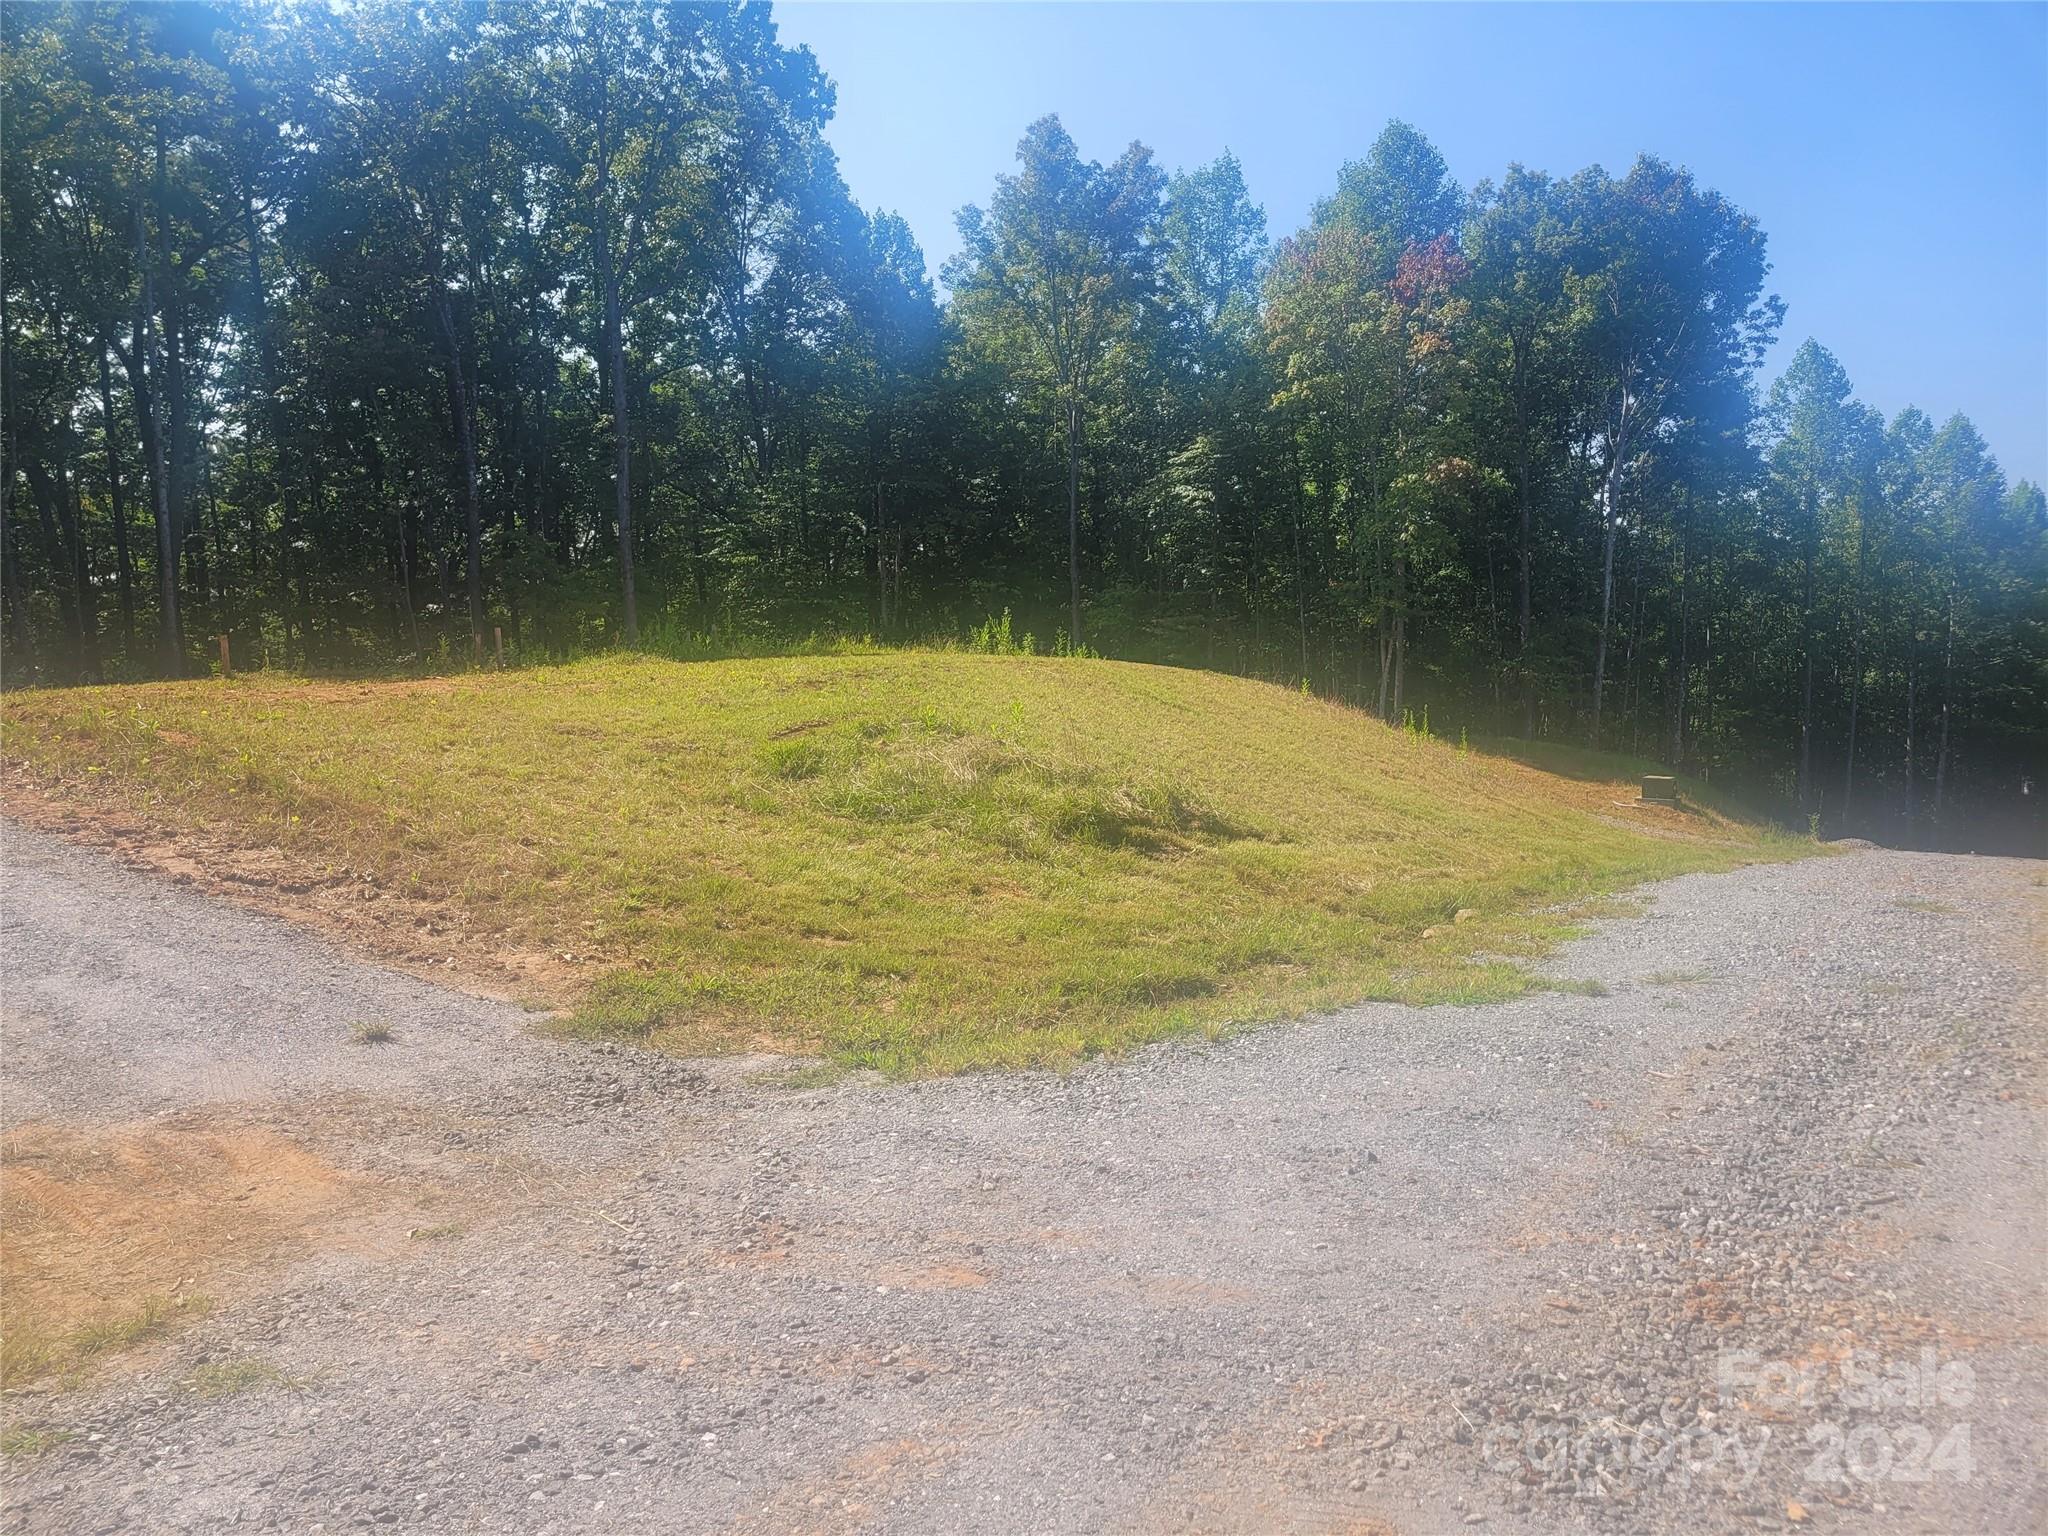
[3,1,2043,847]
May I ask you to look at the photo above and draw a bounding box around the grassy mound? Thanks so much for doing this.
[1,653,1799,1072]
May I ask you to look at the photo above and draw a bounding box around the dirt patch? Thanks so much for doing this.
[1,771,592,1007]
[876,1262,991,1291]
[1,1114,410,1378]
[739,1433,964,1534]
[1117,1272,1256,1308]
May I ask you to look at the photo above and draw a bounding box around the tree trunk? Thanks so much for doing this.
[202,463,228,641]
[1840,516,1868,826]
[99,346,137,653]
[395,501,420,654]
[64,443,100,678]
[241,179,305,662]
[155,125,193,591]
[131,199,182,676]
[590,67,639,645]
[1390,550,1408,722]
[1590,436,1624,747]
[1670,489,1691,767]
[607,271,636,642]
[1622,534,1642,752]
[1902,660,1917,839]
[0,440,34,676]
[1513,332,1536,738]
[1797,488,1816,814]
[24,458,85,677]
[437,293,485,650]
[1290,466,1308,685]
[1933,584,1955,826]
[1066,394,1082,648]
[301,458,322,656]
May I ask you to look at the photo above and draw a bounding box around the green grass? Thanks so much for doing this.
[1895,897,1956,914]
[1564,895,1652,922]
[1,1294,213,1387]
[0,1425,76,1458]
[753,1061,854,1091]
[1528,975,1612,998]
[1643,967,1712,986]
[185,1357,298,1399]
[1,652,1803,1073]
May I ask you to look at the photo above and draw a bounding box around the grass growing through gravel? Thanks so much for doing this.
[185,1357,298,1399]
[2,652,1803,1073]
[1643,968,1712,986]
[1528,976,1612,998]
[348,1020,395,1046]
[0,1426,77,1459]
[0,1293,212,1387]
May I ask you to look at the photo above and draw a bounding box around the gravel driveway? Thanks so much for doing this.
[2,820,2041,1534]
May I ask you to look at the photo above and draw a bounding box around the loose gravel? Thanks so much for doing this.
[1,820,2041,1534]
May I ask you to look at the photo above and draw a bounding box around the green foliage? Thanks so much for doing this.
[969,610,1035,656]
[1049,629,1099,660]
[2,1294,214,1386]
[0,1426,77,1459]
[186,1358,296,1400]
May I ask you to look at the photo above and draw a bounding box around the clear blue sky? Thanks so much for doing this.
[776,1,2048,487]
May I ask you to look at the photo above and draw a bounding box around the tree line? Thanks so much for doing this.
[4,0,2043,847]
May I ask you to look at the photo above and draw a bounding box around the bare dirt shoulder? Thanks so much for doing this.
[0,769,594,1008]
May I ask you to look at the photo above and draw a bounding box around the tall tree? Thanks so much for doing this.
[949,116,1165,646]
[1564,158,1779,745]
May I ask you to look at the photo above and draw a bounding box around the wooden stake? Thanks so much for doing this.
[493,626,505,667]
[473,630,483,667]
[217,634,232,677]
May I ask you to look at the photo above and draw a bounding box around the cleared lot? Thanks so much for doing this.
[2,823,2042,1533]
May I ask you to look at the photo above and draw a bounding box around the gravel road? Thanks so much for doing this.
[2,820,2042,1535]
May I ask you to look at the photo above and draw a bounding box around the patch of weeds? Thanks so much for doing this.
[349,1019,394,1046]
[0,1426,76,1458]
[751,1061,848,1091]
[1040,778,1230,851]
[407,1222,464,1242]
[562,970,735,1043]
[757,737,826,781]
[6,1294,218,1387]
[186,1357,296,1400]
[1895,897,1955,915]
[1529,975,1611,998]
[0,1328,58,1386]
[1643,967,1710,986]
[967,608,1036,656]
[71,1293,212,1361]
[1861,980,1910,997]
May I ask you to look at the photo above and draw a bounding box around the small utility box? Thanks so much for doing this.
[1640,774,1679,804]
